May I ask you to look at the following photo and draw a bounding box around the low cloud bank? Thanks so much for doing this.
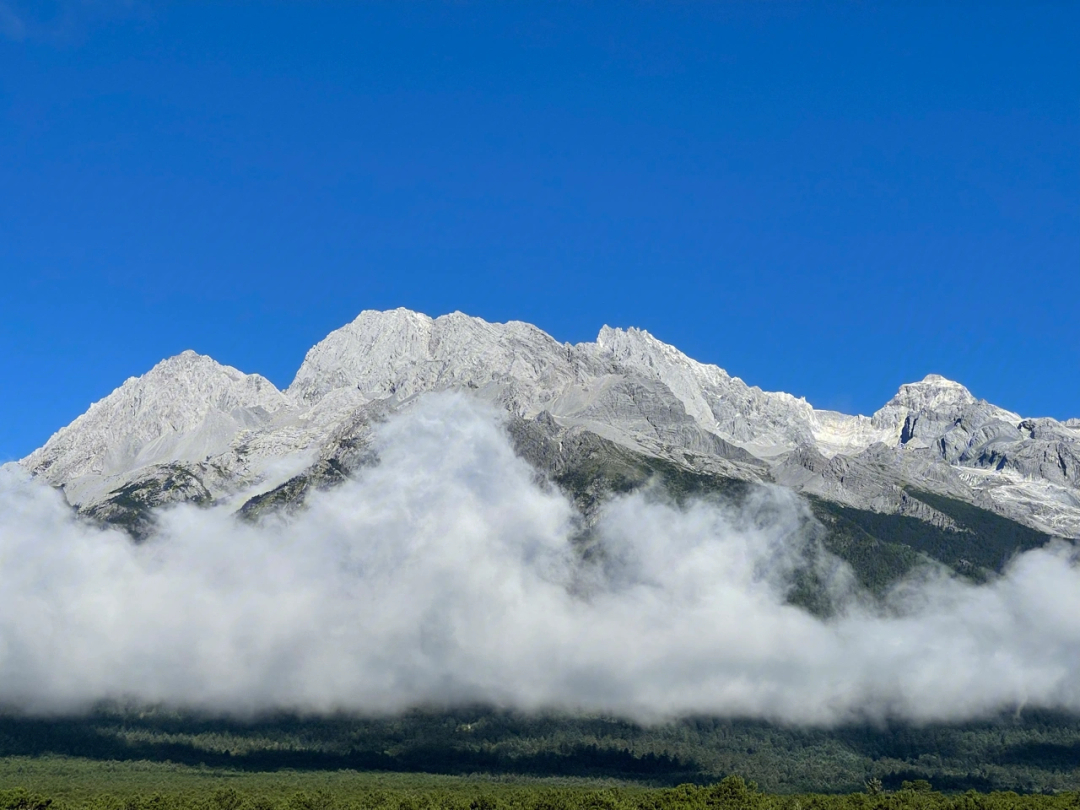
[2,394,1080,724]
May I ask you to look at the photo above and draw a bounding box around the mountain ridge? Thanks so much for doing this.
[20,308,1080,545]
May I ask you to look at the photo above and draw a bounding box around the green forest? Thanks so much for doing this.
[3,708,1080,796]
[5,762,1080,810]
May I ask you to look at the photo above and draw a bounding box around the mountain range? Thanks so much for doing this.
[21,308,1080,589]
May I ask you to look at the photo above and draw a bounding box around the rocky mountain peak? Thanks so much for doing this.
[287,308,575,409]
[594,325,714,375]
[287,309,437,404]
[167,348,204,361]
[890,374,976,409]
[24,351,291,501]
[136,350,288,413]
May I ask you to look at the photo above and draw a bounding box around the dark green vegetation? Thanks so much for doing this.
[4,709,1080,795]
[83,465,213,541]
[811,489,1053,591]
[4,762,1080,810]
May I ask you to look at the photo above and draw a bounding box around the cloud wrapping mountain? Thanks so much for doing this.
[3,393,1080,724]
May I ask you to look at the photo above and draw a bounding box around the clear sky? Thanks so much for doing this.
[1,2,1077,460]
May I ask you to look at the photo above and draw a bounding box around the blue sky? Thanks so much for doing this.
[1,2,1077,460]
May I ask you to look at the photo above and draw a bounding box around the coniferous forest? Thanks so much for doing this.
[4,708,1080,801]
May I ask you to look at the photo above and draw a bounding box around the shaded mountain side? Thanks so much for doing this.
[904,489,1054,566]
[238,459,351,521]
[812,491,1054,587]
[4,707,1080,793]
[514,432,1059,596]
[803,499,923,593]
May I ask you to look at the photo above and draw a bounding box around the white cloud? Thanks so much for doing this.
[2,393,1080,724]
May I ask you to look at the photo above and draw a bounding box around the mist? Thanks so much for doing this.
[2,393,1080,725]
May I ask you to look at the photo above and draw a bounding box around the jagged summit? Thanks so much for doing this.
[888,373,977,407]
[288,308,575,408]
[871,372,1020,450]
[19,307,1080,540]
[25,349,293,506]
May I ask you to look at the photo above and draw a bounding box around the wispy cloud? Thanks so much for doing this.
[0,0,145,44]
[2,393,1079,723]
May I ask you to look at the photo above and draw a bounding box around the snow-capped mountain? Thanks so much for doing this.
[22,309,1080,541]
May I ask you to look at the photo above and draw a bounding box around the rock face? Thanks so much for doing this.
[20,309,1080,540]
